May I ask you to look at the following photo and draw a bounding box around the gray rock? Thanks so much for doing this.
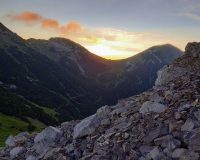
[138,145,154,156]
[194,110,200,121]
[43,148,62,159]
[179,104,192,111]
[122,142,131,153]
[149,146,162,160]
[139,101,168,116]
[181,118,194,132]
[5,135,15,147]
[100,118,110,127]
[143,124,168,144]
[180,150,199,160]
[155,65,186,86]
[34,126,62,147]
[169,120,184,133]
[26,155,36,160]
[36,148,49,160]
[129,149,140,159]
[73,114,100,139]
[5,135,29,147]
[167,139,181,151]
[96,105,111,118]
[185,42,200,57]
[154,135,174,146]
[188,128,200,151]
[172,148,187,159]
[149,92,165,102]
[10,147,25,158]
[33,142,47,154]
[163,148,172,158]
[105,122,128,134]
[110,107,128,115]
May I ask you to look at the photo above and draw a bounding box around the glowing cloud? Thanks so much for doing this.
[6,11,43,26]
[59,21,87,36]
[42,19,59,29]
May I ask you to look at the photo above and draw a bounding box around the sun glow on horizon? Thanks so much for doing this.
[85,44,137,60]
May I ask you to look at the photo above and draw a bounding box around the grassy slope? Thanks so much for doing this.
[29,102,59,121]
[0,112,46,147]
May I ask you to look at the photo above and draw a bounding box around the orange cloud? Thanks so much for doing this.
[42,19,59,29]
[6,11,43,26]
[59,21,87,35]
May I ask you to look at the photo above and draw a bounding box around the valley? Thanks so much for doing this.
[0,22,183,146]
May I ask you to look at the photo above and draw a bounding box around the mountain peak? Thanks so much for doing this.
[0,22,11,32]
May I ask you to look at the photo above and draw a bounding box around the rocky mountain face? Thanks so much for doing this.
[1,42,199,160]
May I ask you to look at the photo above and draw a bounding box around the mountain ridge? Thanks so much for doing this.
[0,22,183,147]
[1,42,199,159]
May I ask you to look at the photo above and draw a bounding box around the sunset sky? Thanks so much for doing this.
[0,0,200,60]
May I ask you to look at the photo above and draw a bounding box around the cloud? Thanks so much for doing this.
[86,36,102,43]
[6,11,43,26]
[42,19,59,29]
[178,13,200,21]
[59,21,87,36]
[5,12,87,36]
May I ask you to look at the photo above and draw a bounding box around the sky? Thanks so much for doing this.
[0,0,200,60]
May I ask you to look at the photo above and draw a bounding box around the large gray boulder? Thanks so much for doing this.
[10,147,25,158]
[73,106,111,139]
[34,126,62,147]
[5,135,29,147]
[139,101,168,116]
[73,114,100,139]
[155,65,186,86]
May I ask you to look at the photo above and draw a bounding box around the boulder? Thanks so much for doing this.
[138,145,154,156]
[139,101,168,116]
[5,135,29,147]
[172,148,187,159]
[155,65,186,86]
[188,128,200,151]
[34,126,62,147]
[181,118,194,132]
[149,146,162,160]
[5,135,15,147]
[73,114,100,139]
[10,147,25,158]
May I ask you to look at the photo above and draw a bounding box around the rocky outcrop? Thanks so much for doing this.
[1,42,200,159]
[185,42,200,57]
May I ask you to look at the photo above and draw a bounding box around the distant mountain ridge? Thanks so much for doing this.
[0,22,183,145]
